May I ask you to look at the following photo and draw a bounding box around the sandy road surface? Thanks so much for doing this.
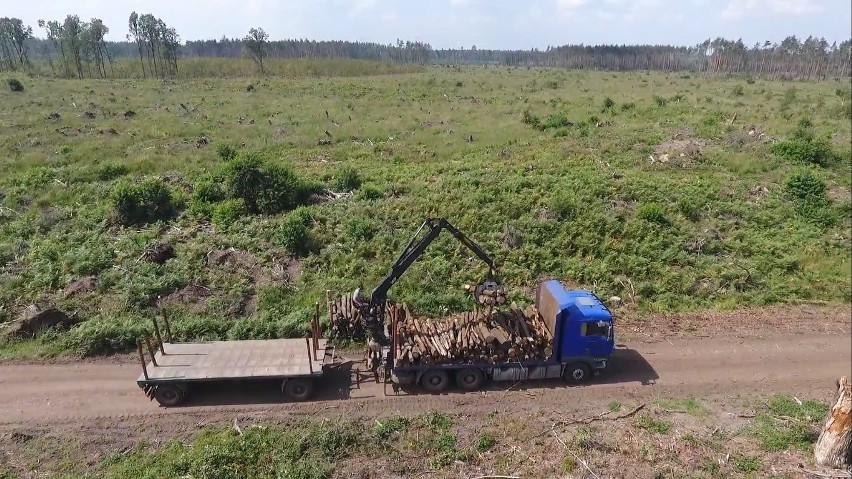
[0,332,848,426]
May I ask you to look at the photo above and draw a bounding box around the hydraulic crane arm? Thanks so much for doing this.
[354,217,506,343]
[369,218,497,304]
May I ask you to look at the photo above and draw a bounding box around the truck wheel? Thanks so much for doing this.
[154,384,186,407]
[564,363,591,384]
[455,368,485,391]
[420,370,450,393]
[284,378,314,401]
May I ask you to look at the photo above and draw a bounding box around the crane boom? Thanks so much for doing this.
[354,218,505,343]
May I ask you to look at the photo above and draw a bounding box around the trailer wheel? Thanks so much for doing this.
[455,368,485,391]
[154,384,186,407]
[284,378,314,401]
[564,363,591,384]
[420,370,450,393]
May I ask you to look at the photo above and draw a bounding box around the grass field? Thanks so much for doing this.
[0,394,831,478]
[0,62,850,358]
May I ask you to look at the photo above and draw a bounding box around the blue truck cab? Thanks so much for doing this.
[536,280,615,381]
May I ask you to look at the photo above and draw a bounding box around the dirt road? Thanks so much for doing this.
[1,332,848,426]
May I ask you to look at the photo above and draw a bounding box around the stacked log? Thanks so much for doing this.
[393,302,553,367]
[327,291,365,341]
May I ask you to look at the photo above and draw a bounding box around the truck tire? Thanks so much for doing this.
[284,378,314,401]
[391,370,416,386]
[154,383,186,407]
[420,370,450,393]
[564,362,591,384]
[455,368,485,391]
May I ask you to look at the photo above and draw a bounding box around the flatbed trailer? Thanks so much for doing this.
[136,309,333,406]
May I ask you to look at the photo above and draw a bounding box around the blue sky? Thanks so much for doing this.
[8,0,851,49]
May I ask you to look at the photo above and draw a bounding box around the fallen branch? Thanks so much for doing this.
[552,430,600,479]
[800,469,851,479]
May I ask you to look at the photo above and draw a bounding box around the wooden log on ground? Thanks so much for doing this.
[814,376,852,469]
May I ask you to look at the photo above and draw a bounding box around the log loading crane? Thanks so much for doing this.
[352,218,507,345]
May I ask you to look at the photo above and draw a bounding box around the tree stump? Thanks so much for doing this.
[814,376,852,469]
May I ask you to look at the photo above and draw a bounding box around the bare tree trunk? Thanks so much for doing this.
[814,376,852,470]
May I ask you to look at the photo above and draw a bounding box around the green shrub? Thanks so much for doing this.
[475,433,496,452]
[521,110,541,129]
[637,203,670,226]
[112,178,179,226]
[731,454,762,473]
[633,415,671,434]
[356,184,383,201]
[542,111,572,130]
[192,178,227,204]
[745,77,756,84]
[7,78,23,92]
[732,85,744,96]
[211,199,247,227]
[332,166,362,191]
[96,163,130,181]
[276,207,312,255]
[372,416,410,441]
[215,144,238,161]
[779,87,797,111]
[61,317,146,356]
[784,169,826,202]
[347,217,376,241]
[602,97,615,111]
[549,192,577,220]
[621,102,636,111]
[771,137,835,167]
[223,154,307,214]
[653,95,667,107]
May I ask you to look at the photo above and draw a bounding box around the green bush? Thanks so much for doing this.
[602,97,615,111]
[212,198,247,227]
[521,110,541,129]
[7,78,23,92]
[61,317,146,356]
[784,169,826,202]
[620,102,636,111]
[653,95,667,107]
[732,85,744,96]
[346,217,376,241]
[112,178,179,226]
[332,166,362,191]
[637,203,670,226]
[356,184,383,201]
[223,154,308,214]
[549,192,577,220]
[96,163,130,181]
[771,137,835,167]
[542,111,572,130]
[276,207,312,255]
[215,143,238,161]
[192,178,227,204]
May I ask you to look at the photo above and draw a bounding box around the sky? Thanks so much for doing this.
[6,0,851,50]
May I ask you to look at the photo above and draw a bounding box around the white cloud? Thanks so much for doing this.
[721,0,822,19]
[557,0,590,10]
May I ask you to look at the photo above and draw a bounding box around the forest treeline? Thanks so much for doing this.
[1,12,849,80]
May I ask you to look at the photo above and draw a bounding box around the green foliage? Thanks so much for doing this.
[356,184,383,201]
[609,401,622,412]
[111,178,179,226]
[101,421,363,479]
[332,166,362,191]
[784,169,826,202]
[475,433,496,452]
[549,191,577,220]
[276,207,313,255]
[542,111,572,129]
[61,316,147,356]
[633,415,671,434]
[621,102,636,111]
[779,86,797,111]
[346,217,376,242]
[653,95,667,107]
[521,109,541,129]
[372,416,410,441]
[749,395,827,452]
[211,199,247,228]
[7,78,23,92]
[215,144,238,161]
[731,454,762,473]
[732,85,744,96]
[602,96,615,111]
[222,154,311,214]
[637,203,670,226]
[96,163,130,181]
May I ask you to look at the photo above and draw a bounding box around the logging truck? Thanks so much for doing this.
[387,279,615,392]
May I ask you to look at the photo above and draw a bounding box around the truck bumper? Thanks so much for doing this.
[592,358,607,371]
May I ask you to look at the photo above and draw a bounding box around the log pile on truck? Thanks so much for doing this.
[393,303,553,366]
